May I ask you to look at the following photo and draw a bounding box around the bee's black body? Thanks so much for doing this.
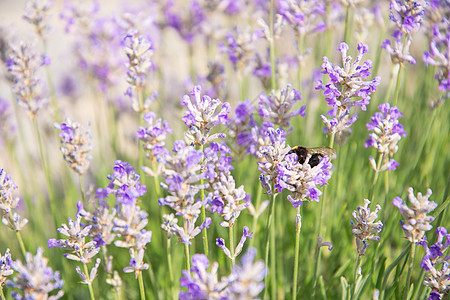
[288,146,336,168]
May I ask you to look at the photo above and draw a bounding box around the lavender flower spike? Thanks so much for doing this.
[182,85,230,145]
[351,199,383,256]
[7,247,64,300]
[23,0,53,38]
[55,118,93,175]
[365,103,406,172]
[0,249,13,287]
[392,187,437,243]
[0,169,28,231]
[6,41,49,118]
[258,84,306,133]
[419,227,450,298]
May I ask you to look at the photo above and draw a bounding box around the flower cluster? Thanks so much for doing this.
[163,0,206,44]
[381,0,427,65]
[277,146,333,207]
[419,227,450,299]
[159,141,211,244]
[48,214,100,264]
[123,31,154,112]
[6,41,48,118]
[55,118,93,175]
[0,249,13,288]
[277,0,326,37]
[350,199,383,256]
[316,42,380,144]
[392,187,437,243]
[7,248,64,300]
[219,26,263,74]
[0,169,28,232]
[257,128,291,195]
[365,103,406,172]
[0,97,15,146]
[23,0,53,38]
[136,112,173,164]
[423,24,449,93]
[181,85,230,145]
[179,248,266,299]
[97,160,147,205]
[258,84,306,134]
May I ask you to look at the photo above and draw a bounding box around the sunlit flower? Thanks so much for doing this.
[351,199,383,256]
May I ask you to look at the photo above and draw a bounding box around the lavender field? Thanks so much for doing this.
[0,0,449,299]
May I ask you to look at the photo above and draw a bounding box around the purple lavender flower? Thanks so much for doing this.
[6,41,49,118]
[276,146,333,207]
[219,26,263,74]
[77,200,116,246]
[23,0,53,38]
[350,199,383,256]
[216,226,253,260]
[48,214,100,263]
[55,118,93,175]
[0,169,28,231]
[182,85,230,145]
[392,187,437,243]
[180,248,266,299]
[277,0,326,36]
[316,42,380,144]
[257,128,291,195]
[163,0,206,43]
[365,103,406,172]
[123,31,154,112]
[258,84,306,134]
[418,227,450,298]
[123,248,148,279]
[0,249,13,287]
[381,0,427,65]
[97,160,147,205]
[423,24,449,93]
[7,248,64,300]
[136,111,173,164]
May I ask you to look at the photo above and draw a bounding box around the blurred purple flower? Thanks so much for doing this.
[0,248,13,287]
[23,0,53,38]
[8,248,64,300]
[277,0,326,36]
[392,187,437,243]
[163,0,206,43]
[423,24,449,92]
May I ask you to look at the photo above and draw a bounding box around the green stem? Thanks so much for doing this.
[0,287,6,300]
[250,183,263,248]
[42,39,61,123]
[167,237,175,300]
[292,206,302,300]
[352,254,362,298]
[404,241,416,300]
[343,4,351,43]
[269,0,277,91]
[394,65,403,107]
[229,225,235,267]
[296,34,305,90]
[79,174,86,204]
[184,242,191,271]
[263,191,278,300]
[33,118,53,199]
[200,144,209,256]
[83,264,96,300]
[138,271,146,300]
[369,152,385,201]
[138,90,145,178]
[15,230,27,258]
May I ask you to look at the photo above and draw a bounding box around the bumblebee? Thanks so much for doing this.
[287,146,337,167]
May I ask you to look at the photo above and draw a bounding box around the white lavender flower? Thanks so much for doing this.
[351,199,383,256]
[23,0,53,38]
[55,118,93,175]
[6,41,48,118]
[77,200,117,246]
[0,249,13,287]
[7,247,64,300]
[216,226,253,260]
[48,214,100,263]
[75,258,101,285]
[419,227,450,298]
[0,169,28,231]
[392,187,437,243]
[182,85,230,146]
[123,248,149,279]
